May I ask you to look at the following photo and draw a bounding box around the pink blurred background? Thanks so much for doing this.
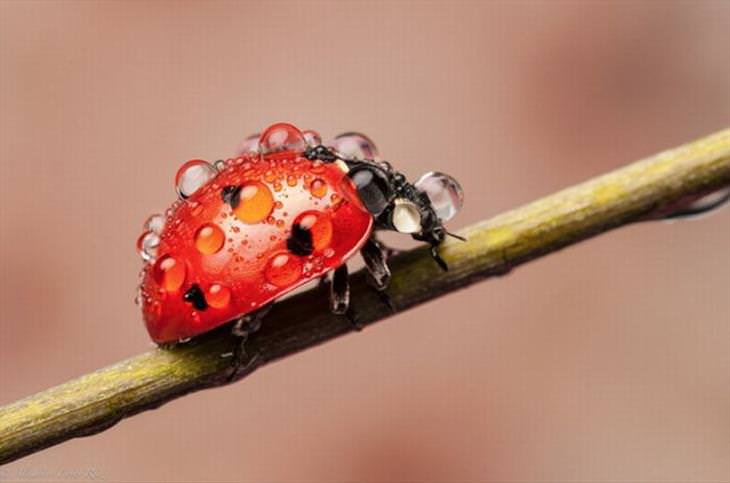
[1,1,728,482]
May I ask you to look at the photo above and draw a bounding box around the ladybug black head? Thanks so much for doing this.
[307,144,464,257]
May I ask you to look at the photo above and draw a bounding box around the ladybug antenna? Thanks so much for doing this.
[445,231,467,242]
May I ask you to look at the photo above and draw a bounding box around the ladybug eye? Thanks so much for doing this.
[346,165,393,216]
[414,171,464,222]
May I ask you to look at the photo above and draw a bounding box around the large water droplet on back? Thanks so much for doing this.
[414,171,464,222]
[259,123,307,155]
[329,132,378,160]
[175,160,216,199]
[232,181,275,224]
[194,223,225,254]
[265,252,303,287]
[293,210,333,252]
[153,255,187,292]
[206,283,231,308]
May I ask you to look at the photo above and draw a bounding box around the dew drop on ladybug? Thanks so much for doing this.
[206,283,231,309]
[265,252,303,287]
[414,172,464,222]
[329,132,378,160]
[238,133,260,155]
[310,178,328,198]
[302,129,322,146]
[143,213,165,234]
[232,181,275,224]
[194,223,225,254]
[293,210,333,252]
[175,160,216,199]
[153,255,186,292]
[136,230,160,262]
[259,123,307,154]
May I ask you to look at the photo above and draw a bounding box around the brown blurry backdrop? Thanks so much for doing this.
[1,1,729,482]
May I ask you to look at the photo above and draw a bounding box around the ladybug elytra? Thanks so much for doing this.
[136,122,464,354]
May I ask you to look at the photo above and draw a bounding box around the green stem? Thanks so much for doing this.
[1,128,729,465]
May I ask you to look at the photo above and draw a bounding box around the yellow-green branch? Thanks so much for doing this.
[1,129,729,465]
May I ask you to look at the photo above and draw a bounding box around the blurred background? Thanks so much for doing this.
[1,1,728,482]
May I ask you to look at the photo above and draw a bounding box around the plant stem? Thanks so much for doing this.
[1,128,729,465]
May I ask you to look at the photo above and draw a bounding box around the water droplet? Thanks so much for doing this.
[194,223,225,254]
[287,175,298,187]
[259,123,307,155]
[323,247,335,258]
[153,255,186,292]
[238,133,260,155]
[310,178,328,198]
[265,252,303,287]
[293,210,333,251]
[302,129,322,146]
[329,132,378,160]
[276,219,285,228]
[143,214,165,234]
[136,231,160,262]
[213,159,226,171]
[175,160,216,199]
[206,283,231,309]
[232,181,275,224]
[414,171,464,222]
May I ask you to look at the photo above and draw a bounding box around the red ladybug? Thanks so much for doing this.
[136,123,463,355]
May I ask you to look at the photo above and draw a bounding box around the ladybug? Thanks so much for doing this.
[136,123,464,361]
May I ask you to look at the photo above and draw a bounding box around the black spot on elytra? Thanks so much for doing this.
[287,223,313,256]
[183,284,208,311]
[221,185,241,209]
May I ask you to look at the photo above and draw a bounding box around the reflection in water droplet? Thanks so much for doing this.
[265,252,303,287]
[206,283,231,308]
[175,160,216,199]
[293,210,333,251]
[310,178,328,198]
[233,181,275,224]
[259,123,307,154]
[137,231,160,262]
[153,255,186,292]
[194,223,225,254]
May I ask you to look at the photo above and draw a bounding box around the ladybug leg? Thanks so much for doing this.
[330,264,366,331]
[228,304,271,380]
[361,238,396,312]
[361,237,391,291]
[329,264,350,315]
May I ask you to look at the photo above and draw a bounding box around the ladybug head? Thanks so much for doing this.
[305,132,464,251]
[345,161,463,244]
